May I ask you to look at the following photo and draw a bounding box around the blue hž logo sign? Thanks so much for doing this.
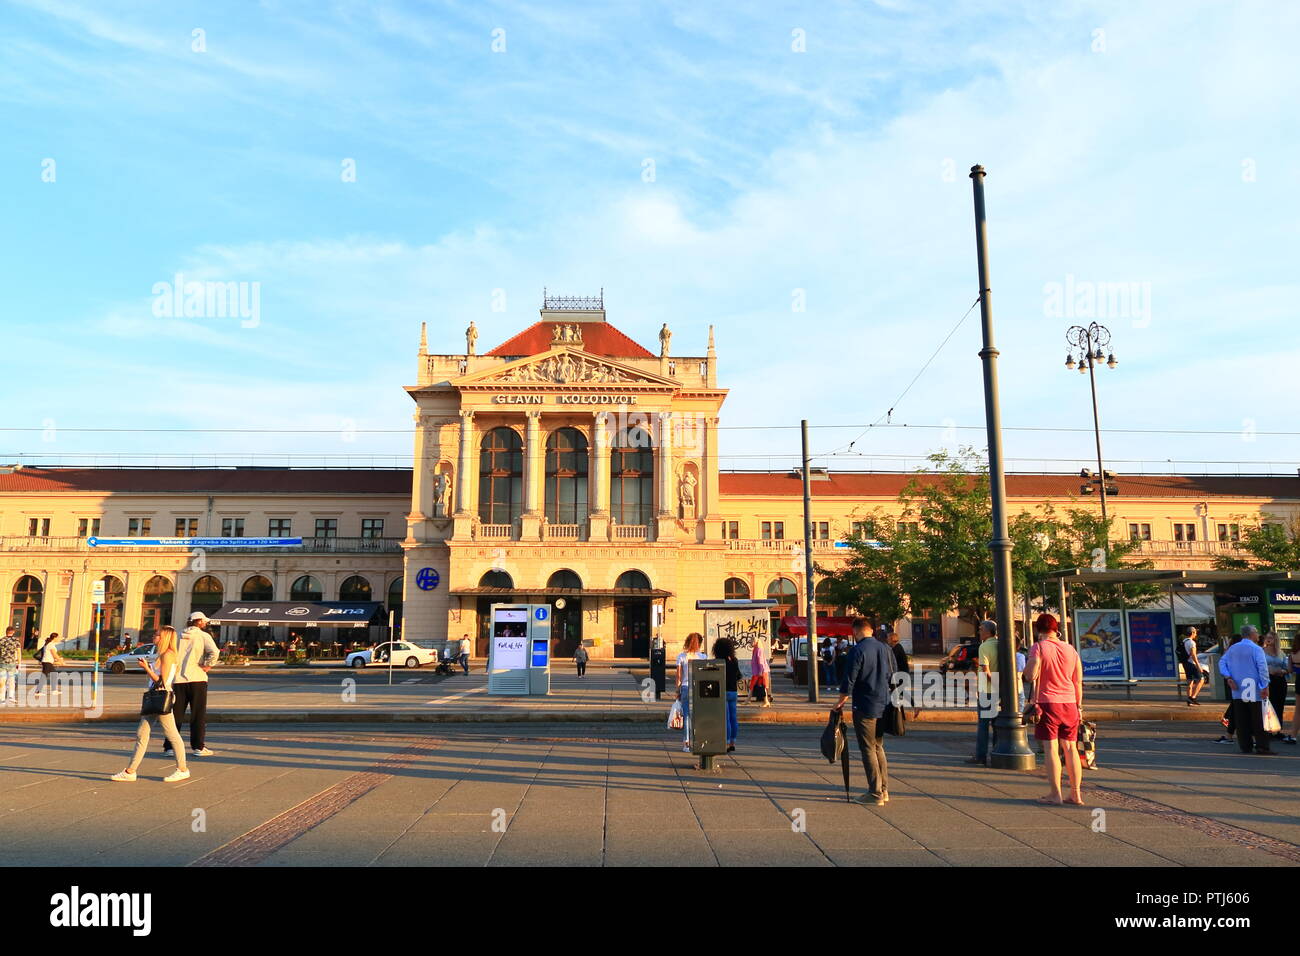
[416,568,440,591]
[534,606,549,621]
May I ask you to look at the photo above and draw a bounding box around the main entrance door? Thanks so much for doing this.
[614,600,650,658]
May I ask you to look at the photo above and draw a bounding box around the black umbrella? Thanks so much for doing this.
[839,722,852,801]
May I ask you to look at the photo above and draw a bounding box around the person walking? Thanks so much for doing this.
[821,638,836,689]
[1180,627,1206,705]
[833,618,895,806]
[1022,613,1084,805]
[1287,640,1300,746]
[675,632,707,753]
[1220,625,1274,755]
[0,626,19,704]
[163,612,220,759]
[111,625,189,783]
[32,633,64,699]
[1261,631,1289,740]
[573,642,589,678]
[967,620,1000,766]
[712,637,741,752]
[751,639,772,707]
[458,633,472,675]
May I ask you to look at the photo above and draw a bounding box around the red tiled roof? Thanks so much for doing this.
[718,471,1300,500]
[486,321,655,358]
[0,468,412,495]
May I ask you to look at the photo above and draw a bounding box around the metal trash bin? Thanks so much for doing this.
[1204,648,1227,701]
[688,659,728,766]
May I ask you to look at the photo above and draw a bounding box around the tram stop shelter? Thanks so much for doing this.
[1045,568,1299,696]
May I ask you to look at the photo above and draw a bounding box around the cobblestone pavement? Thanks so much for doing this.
[0,720,1294,866]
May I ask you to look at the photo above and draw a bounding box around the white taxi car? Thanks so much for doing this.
[345,641,438,669]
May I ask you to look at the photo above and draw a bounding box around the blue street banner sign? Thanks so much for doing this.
[416,567,440,591]
[87,536,302,548]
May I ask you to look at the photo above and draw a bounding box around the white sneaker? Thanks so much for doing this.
[110,770,137,782]
[163,769,191,783]
[192,748,214,757]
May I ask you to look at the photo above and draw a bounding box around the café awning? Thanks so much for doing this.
[207,601,386,627]
[778,615,857,638]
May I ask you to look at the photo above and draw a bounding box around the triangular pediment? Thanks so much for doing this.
[458,348,676,388]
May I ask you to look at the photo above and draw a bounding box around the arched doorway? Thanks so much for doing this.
[10,575,43,649]
[766,576,798,639]
[92,574,126,648]
[479,427,523,525]
[724,577,750,600]
[613,569,652,659]
[546,569,583,657]
[240,574,274,654]
[191,575,224,645]
[545,428,589,525]
[140,575,174,643]
[339,574,374,649]
[289,575,324,654]
[475,569,513,657]
[387,576,404,639]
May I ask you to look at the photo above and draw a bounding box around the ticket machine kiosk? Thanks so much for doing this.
[488,603,551,696]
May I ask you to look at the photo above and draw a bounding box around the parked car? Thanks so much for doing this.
[345,641,437,669]
[105,643,157,674]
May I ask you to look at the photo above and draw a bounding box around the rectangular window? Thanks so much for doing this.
[77,518,101,538]
[1173,523,1197,542]
[1128,523,1151,541]
[1216,523,1240,542]
[27,517,51,537]
[897,521,919,536]
[175,517,198,537]
[268,518,291,537]
[761,521,772,541]
[361,518,384,538]
[724,521,739,540]
[315,518,338,538]
[773,521,785,540]
[851,520,876,539]
[817,522,829,540]
[221,518,245,537]
[128,517,151,537]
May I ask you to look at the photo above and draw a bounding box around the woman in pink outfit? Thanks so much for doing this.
[751,641,772,708]
[1022,613,1084,805]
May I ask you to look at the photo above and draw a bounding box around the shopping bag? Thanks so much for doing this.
[667,699,684,730]
[1263,700,1282,735]
[1077,720,1098,769]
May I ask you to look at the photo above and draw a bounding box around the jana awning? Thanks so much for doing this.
[207,601,386,627]
[778,615,857,638]
[450,587,673,598]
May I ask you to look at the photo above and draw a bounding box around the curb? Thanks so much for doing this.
[0,707,1224,726]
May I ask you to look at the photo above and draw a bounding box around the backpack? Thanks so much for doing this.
[1176,638,1190,664]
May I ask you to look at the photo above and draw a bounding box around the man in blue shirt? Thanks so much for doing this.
[1218,625,1274,755]
[833,618,896,805]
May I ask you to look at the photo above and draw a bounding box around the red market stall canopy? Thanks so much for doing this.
[778,615,857,638]
[207,601,387,627]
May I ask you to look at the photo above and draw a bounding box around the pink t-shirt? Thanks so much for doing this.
[1028,638,1081,704]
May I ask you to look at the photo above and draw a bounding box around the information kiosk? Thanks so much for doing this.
[488,603,552,696]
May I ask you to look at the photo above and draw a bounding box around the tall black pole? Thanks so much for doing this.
[1083,330,1109,544]
[970,165,1034,770]
[801,419,819,702]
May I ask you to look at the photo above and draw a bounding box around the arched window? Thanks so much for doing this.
[815,578,844,617]
[191,575,224,614]
[479,569,513,589]
[766,576,798,634]
[290,575,323,601]
[94,574,126,642]
[615,569,651,591]
[547,569,582,591]
[546,570,583,656]
[339,575,371,601]
[545,427,589,524]
[724,577,750,600]
[11,575,43,646]
[479,427,523,524]
[241,575,273,601]
[611,427,653,525]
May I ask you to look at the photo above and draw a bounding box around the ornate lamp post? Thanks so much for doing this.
[1064,323,1118,542]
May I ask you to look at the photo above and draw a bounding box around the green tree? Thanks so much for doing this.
[1030,503,1162,609]
[815,509,909,627]
[1214,516,1300,572]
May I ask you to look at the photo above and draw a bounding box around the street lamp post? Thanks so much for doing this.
[969,165,1035,770]
[1064,323,1118,544]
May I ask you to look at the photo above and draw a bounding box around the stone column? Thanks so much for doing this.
[703,415,721,524]
[410,412,431,521]
[453,410,476,539]
[520,411,544,539]
[656,412,675,541]
[589,412,610,539]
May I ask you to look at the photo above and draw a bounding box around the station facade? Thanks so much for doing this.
[2,298,1298,657]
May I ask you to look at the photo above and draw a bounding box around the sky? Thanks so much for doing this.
[2,0,1298,476]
